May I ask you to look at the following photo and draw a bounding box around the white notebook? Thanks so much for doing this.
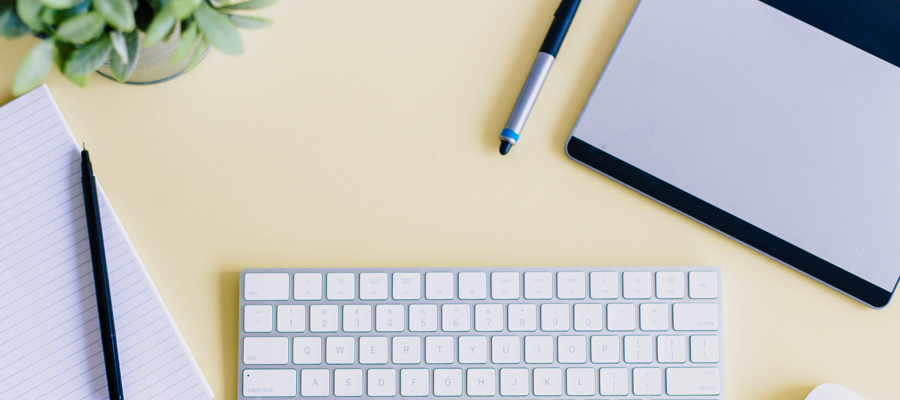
[0,85,214,399]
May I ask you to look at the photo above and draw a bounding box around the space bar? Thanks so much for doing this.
[666,368,721,395]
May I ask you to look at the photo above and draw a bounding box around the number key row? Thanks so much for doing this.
[243,303,718,333]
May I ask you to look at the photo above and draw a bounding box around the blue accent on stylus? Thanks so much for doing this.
[501,129,520,142]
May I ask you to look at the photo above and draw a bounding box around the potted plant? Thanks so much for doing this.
[0,0,275,95]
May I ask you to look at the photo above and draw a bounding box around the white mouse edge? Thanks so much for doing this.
[806,383,867,400]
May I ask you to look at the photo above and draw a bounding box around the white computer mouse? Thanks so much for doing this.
[805,383,867,400]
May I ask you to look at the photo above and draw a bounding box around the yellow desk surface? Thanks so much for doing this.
[1,1,897,399]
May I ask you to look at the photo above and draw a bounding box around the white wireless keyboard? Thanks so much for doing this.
[238,267,723,399]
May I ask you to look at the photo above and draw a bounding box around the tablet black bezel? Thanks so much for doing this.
[566,136,895,308]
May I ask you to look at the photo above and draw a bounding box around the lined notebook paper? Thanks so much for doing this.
[0,85,214,400]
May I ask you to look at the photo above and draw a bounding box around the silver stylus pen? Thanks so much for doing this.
[499,0,581,155]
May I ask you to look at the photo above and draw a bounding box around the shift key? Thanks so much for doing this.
[243,369,297,397]
[666,368,720,395]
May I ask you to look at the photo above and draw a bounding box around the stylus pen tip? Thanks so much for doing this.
[499,141,512,155]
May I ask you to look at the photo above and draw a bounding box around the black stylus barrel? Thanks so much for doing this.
[81,150,125,400]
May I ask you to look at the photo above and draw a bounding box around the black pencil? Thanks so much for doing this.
[81,148,125,400]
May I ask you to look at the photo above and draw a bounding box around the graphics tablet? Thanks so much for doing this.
[567,0,900,308]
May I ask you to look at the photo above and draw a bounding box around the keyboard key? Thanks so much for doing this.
[401,368,430,396]
[557,336,586,364]
[293,337,322,364]
[367,369,397,396]
[566,367,595,396]
[524,336,553,364]
[606,304,635,331]
[309,305,338,332]
[557,272,586,299]
[656,271,685,299]
[442,304,471,332]
[673,303,718,331]
[243,337,288,365]
[524,272,552,300]
[425,336,454,364]
[244,273,289,301]
[393,272,421,300]
[392,336,421,364]
[491,272,520,299]
[532,368,562,396]
[360,272,388,300]
[459,272,487,300]
[689,271,718,298]
[657,335,686,363]
[590,335,620,363]
[633,367,662,395]
[434,369,463,396]
[690,335,720,363]
[590,272,619,299]
[301,369,329,397]
[623,271,651,299]
[508,304,537,332]
[541,304,569,331]
[243,369,296,397]
[491,336,520,364]
[599,368,628,396]
[410,304,438,332]
[359,336,388,364]
[334,369,363,397]
[640,303,669,331]
[624,335,652,363]
[426,272,454,300]
[326,272,355,300]
[466,368,496,396]
[343,304,372,332]
[294,272,323,300]
[459,336,487,364]
[475,304,503,332]
[376,304,404,332]
[275,305,304,333]
[243,305,272,332]
[326,337,355,364]
[500,368,529,396]
[666,368,721,395]
[574,304,603,331]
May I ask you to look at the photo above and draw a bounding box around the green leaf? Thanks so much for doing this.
[53,39,75,70]
[16,0,45,32]
[12,40,54,95]
[64,72,89,86]
[109,29,138,82]
[109,29,127,63]
[182,35,206,74]
[0,0,31,38]
[55,11,105,43]
[142,5,173,47]
[39,1,88,25]
[218,0,275,11]
[93,0,134,31]
[168,0,198,19]
[194,2,241,55]
[169,19,196,64]
[63,33,112,79]
[40,0,82,9]
[224,13,270,29]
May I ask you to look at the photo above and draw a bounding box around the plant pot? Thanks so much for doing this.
[96,32,211,85]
